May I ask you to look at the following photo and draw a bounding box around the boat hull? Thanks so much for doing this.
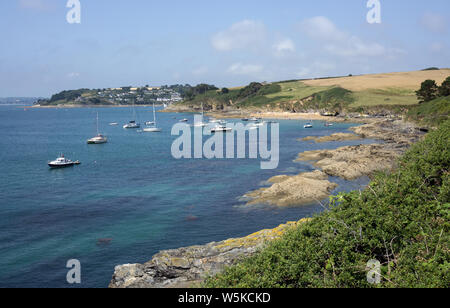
[87,140,107,144]
[48,163,75,169]
[143,128,162,132]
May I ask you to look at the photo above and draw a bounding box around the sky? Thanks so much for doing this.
[0,0,449,97]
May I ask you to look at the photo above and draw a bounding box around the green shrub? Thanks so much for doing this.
[407,96,450,127]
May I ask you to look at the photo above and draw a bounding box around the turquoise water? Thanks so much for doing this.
[0,105,377,287]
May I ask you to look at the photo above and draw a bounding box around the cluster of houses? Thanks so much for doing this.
[95,86,183,105]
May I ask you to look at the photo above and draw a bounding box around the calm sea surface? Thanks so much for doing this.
[0,105,377,287]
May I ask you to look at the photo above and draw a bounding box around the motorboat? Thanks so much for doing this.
[211,125,232,133]
[242,118,249,122]
[109,122,118,126]
[304,123,313,129]
[48,154,80,168]
[179,118,188,123]
[324,123,334,127]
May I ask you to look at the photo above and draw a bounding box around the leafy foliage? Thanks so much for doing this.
[416,80,439,103]
[205,121,450,288]
[439,77,450,97]
[407,96,450,127]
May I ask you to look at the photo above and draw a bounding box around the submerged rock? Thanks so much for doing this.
[244,170,338,207]
[109,219,309,288]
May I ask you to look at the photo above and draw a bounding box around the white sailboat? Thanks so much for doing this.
[87,112,108,144]
[143,103,162,132]
[193,102,207,127]
[123,102,141,129]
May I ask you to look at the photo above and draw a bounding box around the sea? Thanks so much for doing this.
[0,105,378,287]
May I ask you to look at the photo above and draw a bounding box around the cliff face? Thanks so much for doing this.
[109,219,308,288]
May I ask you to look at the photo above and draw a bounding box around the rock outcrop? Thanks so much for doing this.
[109,219,308,288]
[296,144,401,180]
[301,133,361,143]
[350,119,423,145]
[244,170,338,207]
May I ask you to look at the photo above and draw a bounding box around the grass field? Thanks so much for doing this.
[265,81,333,101]
[303,69,450,91]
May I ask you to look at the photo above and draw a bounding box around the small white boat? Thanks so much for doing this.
[109,122,118,126]
[143,103,162,133]
[249,117,259,122]
[87,134,107,144]
[179,118,188,123]
[304,123,313,129]
[124,103,141,128]
[324,123,333,127]
[143,127,162,132]
[193,102,208,127]
[88,134,107,144]
[211,126,232,133]
[48,154,80,168]
[123,121,140,129]
[88,113,107,144]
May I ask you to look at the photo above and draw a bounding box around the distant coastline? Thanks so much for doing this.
[28,104,164,109]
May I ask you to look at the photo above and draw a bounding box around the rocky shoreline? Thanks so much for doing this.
[109,115,425,288]
[244,170,338,207]
[109,219,309,288]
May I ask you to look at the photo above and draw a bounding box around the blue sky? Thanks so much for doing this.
[0,0,449,97]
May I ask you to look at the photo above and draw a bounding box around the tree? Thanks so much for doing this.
[221,88,230,94]
[416,79,438,103]
[438,76,450,97]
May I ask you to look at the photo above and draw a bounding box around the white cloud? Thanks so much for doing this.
[211,20,266,51]
[273,38,295,53]
[300,16,346,42]
[420,12,447,33]
[227,63,263,75]
[299,16,399,58]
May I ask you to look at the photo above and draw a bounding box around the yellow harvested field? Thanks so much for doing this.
[303,69,450,91]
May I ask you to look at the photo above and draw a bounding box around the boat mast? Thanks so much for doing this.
[96,112,99,135]
[153,102,157,126]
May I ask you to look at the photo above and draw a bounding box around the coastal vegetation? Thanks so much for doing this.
[170,70,450,119]
[204,120,450,288]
